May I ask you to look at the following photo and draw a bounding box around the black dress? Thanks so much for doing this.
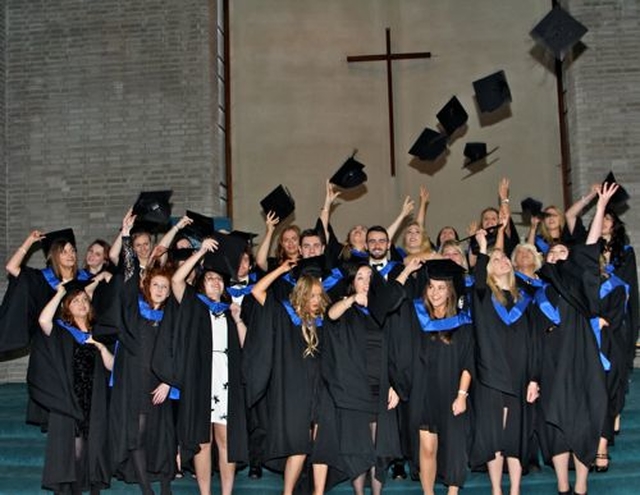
[27,321,111,492]
[470,254,540,468]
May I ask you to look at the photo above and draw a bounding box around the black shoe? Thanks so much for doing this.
[248,464,263,479]
[557,487,571,495]
[391,461,407,480]
[593,453,609,473]
[410,469,420,482]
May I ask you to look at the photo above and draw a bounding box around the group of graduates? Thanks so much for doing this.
[0,174,637,495]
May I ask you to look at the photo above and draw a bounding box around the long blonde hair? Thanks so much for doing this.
[539,206,565,242]
[289,275,329,357]
[486,248,520,306]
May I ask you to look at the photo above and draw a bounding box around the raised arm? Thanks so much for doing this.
[6,230,45,277]
[319,180,341,243]
[251,260,294,306]
[156,215,193,257]
[387,195,415,242]
[415,185,430,233]
[255,211,280,272]
[526,216,541,245]
[109,209,136,266]
[395,257,423,286]
[171,237,218,303]
[230,303,248,348]
[565,183,599,235]
[38,285,67,336]
[498,177,512,238]
[586,183,619,245]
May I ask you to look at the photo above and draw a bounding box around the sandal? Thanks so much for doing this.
[594,453,610,473]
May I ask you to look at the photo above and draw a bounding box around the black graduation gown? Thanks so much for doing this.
[243,293,332,471]
[537,243,607,466]
[404,300,474,487]
[27,322,111,492]
[596,275,629,441]
[165,285,248,466]
[470,254,540,468]
[322,306,401,482]
[608,245,639,376]
[108,274,176,483]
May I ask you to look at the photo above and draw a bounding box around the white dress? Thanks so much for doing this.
[210,312,229,424]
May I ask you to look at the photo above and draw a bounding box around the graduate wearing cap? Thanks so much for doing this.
[322,260,418,492]
[389,258,474,494]
[245,259,345,494]
[168,238,248,495]
[108,212,177,495]
[534,184,616,495]
[29,280,114,494]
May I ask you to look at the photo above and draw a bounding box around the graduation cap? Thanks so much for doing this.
[330,153,368,189]
[169,247,196,263]
[230,230,258,248]
[292,255,327,280]
[602,171,630,207]
[463,142,489,167]
[62,278,94,298]
[409,128,448,161]
[436,96,468,136]
[183,210,216,242]
[132,190,172,225]
[260,185,295,221]
[530,6,588,60]
[473,71,512,113]
[203,231,249,278]
[424,258,466,299]
[41,228,76,258]
[520,197,552,220]
[367,268,405,326]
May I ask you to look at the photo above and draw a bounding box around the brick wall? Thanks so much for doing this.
[0,0,223,381]
[564,0,640,240]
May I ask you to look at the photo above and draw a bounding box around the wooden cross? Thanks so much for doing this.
[347,28,432,177]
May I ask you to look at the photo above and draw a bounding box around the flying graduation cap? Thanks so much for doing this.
[520,197,552,220]
[330,152,367,189]
[409,128,448,161]
[530,6,588,61]
[436,96,469,136]
[260,184,295,221]
[132,190,173,225]
[183,210,216,242]
[472,71,512,113]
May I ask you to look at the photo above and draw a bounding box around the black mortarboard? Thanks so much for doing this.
[530,6,588,61]
[183,210,216,242]
[202,231,248,278]
[409,128,448,161]
[602,171,630,206]
[132,190,172,225]
[41,228,76,258]
[473,71,512,113]
[330,155,368,189]
[436,96,468,136]
[520,197,551,220]
[367,268,405,326]
[293,255,327,280]
[463,142,488,166]
[62,278,94,295]
[169,248,196,263]
[230,230,258,247]
[424,258,466,299]
[260,185,295,221]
